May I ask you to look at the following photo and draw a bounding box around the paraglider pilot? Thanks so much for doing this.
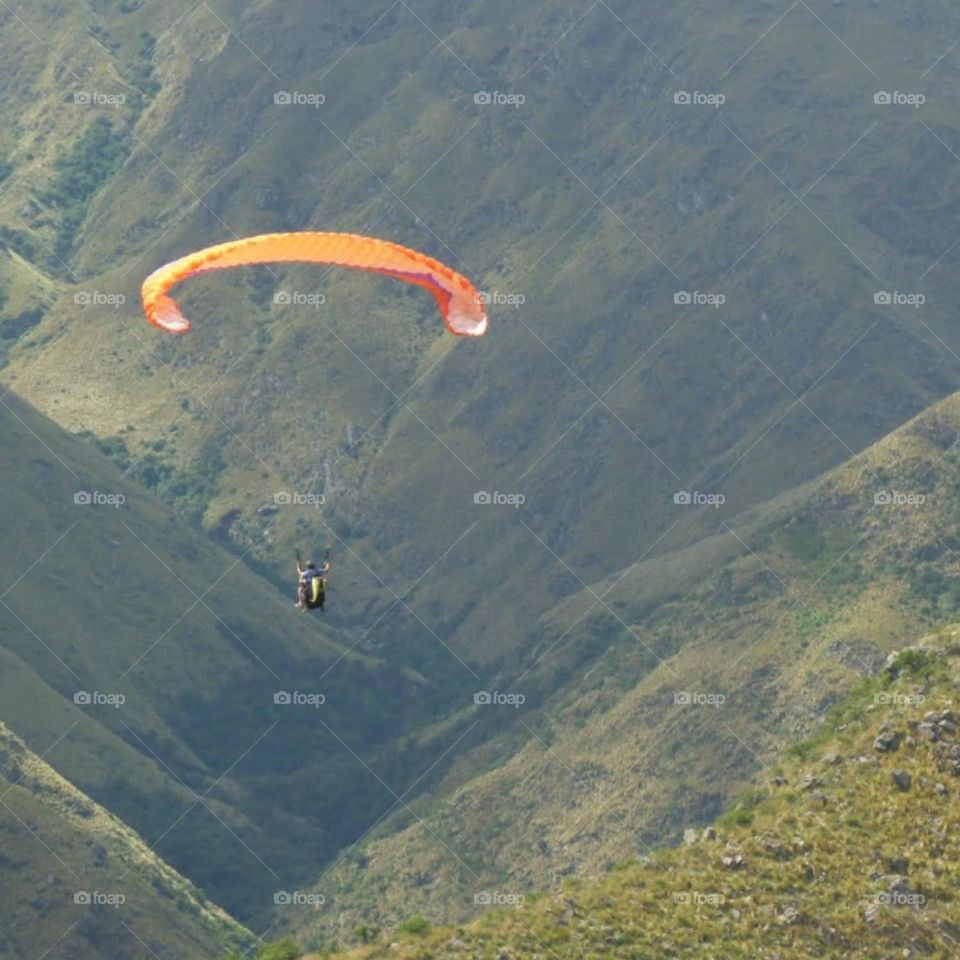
[296,551,331,611]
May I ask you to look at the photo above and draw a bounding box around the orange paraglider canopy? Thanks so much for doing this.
[141,232,488,337]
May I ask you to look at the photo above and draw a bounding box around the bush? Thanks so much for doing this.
[886,648,934,680]
[256,938,301,960]
[41,115,129,262]
[354,924,381,944]
[717,785,769,827]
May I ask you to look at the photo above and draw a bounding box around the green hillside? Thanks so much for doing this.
[289,384,960,941]
[3,0,960,668]
[0,720,250,959]
[317,638,960,958]
[0,389,467,926]
[3,0,960,951]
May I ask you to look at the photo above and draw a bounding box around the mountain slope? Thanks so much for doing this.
[0,720,250,960]
[2,0,960,670]
[321,638,960,958]
[0,388,464,925]
[292,383,960,940]
[4,0,960,943]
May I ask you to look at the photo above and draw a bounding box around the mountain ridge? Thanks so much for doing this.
[314,635,960,958]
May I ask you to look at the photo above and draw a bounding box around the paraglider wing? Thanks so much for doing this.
[141,232,488,337]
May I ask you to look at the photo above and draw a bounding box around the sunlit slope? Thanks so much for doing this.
[0,721,250,960]
[322,638,960,959]
[292,385,960,938]
[4,0,960,938]
[2,0,959,673]
[0,389,448,924]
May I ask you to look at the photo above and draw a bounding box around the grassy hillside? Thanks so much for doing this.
[0,721,250,959]
[2,0,960,665]
[0,389,474,926]
[4,0,960,943]
[289,384,960,941]
[313,638,960,958]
